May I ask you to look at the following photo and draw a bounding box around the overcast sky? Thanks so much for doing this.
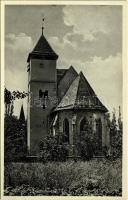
[5,5,122,118]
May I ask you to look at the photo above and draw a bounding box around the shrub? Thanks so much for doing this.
[78,137,94,160]
[39,135,69,162]
[4,115,27,161]
[110,129,122,160]
[78,127,95,160]
[108,108,122,160]
[4,159,122,196]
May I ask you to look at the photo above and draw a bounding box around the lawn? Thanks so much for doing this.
[4,159,122,196]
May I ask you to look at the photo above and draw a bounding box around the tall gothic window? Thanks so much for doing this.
[80,117,88,132]
[96,118,102,150]
[79,117,90,144]
[63,118,69,143]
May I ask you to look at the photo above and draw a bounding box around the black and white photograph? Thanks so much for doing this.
[1,1,126,197]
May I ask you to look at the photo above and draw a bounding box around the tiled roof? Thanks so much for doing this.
[57,66,78,87]
[55,71,108,112]
[27,34,58,62]
[57,66,78,101]
[57,69,68,84]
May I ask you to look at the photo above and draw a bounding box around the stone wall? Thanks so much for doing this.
[57,109,110,157]
[30,59,57,82]
[27,58,57,155]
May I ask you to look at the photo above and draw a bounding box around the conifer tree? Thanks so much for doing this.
[19,104,25,122]
[110,107,122,159]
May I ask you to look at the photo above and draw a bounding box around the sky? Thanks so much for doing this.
[5,5,122,118]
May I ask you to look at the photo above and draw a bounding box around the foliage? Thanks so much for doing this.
[4,114,27,161]
[108,108,122,160]
[19,105,25,121]
[4,159,122,196]
[78,135,94,160]
[4,88,28,115]
[4,88,28,161]
[39,135,69,162]
[78,122,95,160]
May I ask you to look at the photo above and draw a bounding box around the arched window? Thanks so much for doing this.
[80,117,88,132]
[63,118,69,143]
[96,118,102,150]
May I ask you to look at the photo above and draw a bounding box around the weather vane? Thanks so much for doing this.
[41,14,45,35]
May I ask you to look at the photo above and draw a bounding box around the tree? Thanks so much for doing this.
[109,107,122,159]
[118,106,122,130]
[78,120,95,160]
[4,88,28,161]
[4,115,27,161]
[4,88,28,116]
[19,104,25,122]
[4,88,13,115]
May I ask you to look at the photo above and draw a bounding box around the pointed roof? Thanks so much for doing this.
[55,72,108,112]
[57,66,78,101]
[57,69,68,84]
[58,66,78,86]
[19,104,25,121]
[27,34,58,62]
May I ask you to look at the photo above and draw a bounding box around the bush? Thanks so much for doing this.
[103,129,122,161]
[39,135,69,162]
[109,108,122,160]
[4,115,27,161]
[4,159,122,196]
[78,126,96,160]
[110,129,122,160]
[78,135,94,160]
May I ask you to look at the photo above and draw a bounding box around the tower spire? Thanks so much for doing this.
[42,16,45,35]
[19,104,25,122]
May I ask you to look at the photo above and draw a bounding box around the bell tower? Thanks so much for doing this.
[27,25,58,155]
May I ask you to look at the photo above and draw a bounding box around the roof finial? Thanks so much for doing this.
[41,14,45,35]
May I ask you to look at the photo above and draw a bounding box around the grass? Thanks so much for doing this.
[4,159,122,196]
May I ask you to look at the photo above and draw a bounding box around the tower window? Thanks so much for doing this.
[27,64,30,72]
[39,89,44,98]
[39,90,48,98]
[44,90,48,98]
[40,63,44,68]
[39,89,48,109]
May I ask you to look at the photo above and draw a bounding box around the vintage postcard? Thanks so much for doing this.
[1,0,128,199]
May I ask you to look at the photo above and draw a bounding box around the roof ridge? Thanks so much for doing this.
[74,74,81,105]
[57,66,78,88]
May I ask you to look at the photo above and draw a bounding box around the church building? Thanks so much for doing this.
[27,26,110,157]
